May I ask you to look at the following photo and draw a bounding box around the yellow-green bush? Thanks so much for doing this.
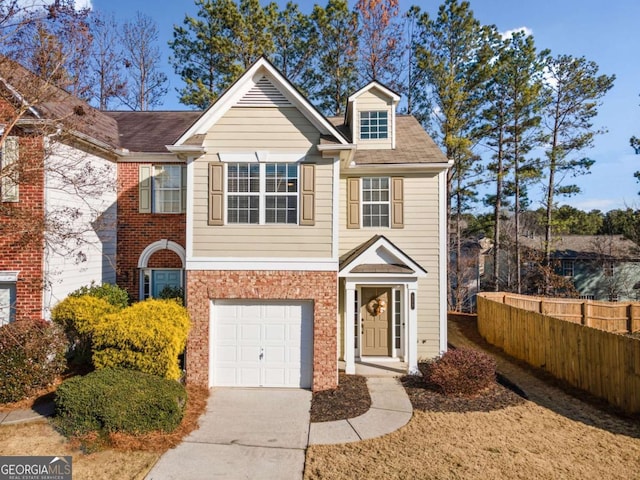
[51,296,119,365]
[91,299,190,380]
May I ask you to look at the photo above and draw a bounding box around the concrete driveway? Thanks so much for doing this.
[145,388,311,480]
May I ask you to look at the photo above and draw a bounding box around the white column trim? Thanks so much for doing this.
[408,284,418,374]
[344,282,356,375]
[438,169,448,354]
[186,156,195,260]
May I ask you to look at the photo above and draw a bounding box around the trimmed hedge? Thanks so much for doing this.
[0,319,67,403]
[419,348,497,396]
[91,299,190,380]
[51,296,118,365]
[54,368,186,436]
[68,282,129,309]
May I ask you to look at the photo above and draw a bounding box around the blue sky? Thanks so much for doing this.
[88,0,640,213]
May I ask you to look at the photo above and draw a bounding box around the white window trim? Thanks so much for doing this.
[225,162,300,226]
[361,176,390,228]
[359,110,389,140]
[562,260,575,277]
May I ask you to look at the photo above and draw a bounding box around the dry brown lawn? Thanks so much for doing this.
[305,400,640,480]
[0,421,158,480]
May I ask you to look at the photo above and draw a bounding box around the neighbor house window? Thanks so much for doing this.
[226,162,298,225]
[360,111,388,140]
[362,177,389,227]
[153,165,183,213]
[562,260,574,277]
[138,164,186,214]
[603,262,614,277]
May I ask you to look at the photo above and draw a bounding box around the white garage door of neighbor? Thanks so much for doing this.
[211,300,313,388]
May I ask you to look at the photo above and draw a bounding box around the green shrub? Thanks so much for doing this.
[419,348,496,396]
[68,282,129,309]
[54,368,186,436]
[0,319,67,403]
[157,285,185,305]
[91,299,190,380]
[51,296,118,365]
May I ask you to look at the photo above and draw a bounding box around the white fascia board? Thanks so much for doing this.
[117,153,185,163]
[166,145,205,155]
[217,152,308,163]
[175,58,349,146]
[438,169,448,354]
[342,161,454,174]
[317,144,356,152]
[342,275,419,285]
[348,81,401,104]
[186,258,339,271]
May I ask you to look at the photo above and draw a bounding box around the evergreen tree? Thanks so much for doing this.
[541,54,614,279]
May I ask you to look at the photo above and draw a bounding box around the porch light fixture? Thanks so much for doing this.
[410,292,415,310]
[366,298,387,316]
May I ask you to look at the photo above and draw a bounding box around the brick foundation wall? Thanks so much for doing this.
[186,270,338,392]
[0,135,45,320]
[116,162,185,301]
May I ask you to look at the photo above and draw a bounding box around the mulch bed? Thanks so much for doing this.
[310,372,371,423]
[400,375,526,413]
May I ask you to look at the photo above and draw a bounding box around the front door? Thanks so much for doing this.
[361,287,391,356]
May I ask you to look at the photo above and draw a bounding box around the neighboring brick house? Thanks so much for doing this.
[2,57,451,392]
[0,60,118,325]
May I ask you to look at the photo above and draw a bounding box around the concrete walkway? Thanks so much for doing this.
[145,388,311,480]
[0,401,54,426]
[309,376,412,445]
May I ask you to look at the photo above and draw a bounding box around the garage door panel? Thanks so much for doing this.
[211,300,313,388]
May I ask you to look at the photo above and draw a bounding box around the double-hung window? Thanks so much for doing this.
[153,165,182,213]
[139,164,186,214]
[226,162,298,224]
[362,177,390,227]
[360,111,388,140]
[562,260,574,277]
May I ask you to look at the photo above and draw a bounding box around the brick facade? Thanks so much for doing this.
[0,134,45,320]
[186,270,338,392]
[116,162,185,301]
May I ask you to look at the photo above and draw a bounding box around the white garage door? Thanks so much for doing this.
[211,300,313,388]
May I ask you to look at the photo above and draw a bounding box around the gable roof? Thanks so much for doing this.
[519,234,640,261]
[327,115,449,165]
[348,81,400,104]
[175,56,350,148]
[0,57,119,149]
[339,235,427,277]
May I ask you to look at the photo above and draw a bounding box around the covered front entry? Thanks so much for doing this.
[339,235,427,375]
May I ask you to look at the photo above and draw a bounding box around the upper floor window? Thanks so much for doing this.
[226,162,298,225]
[603,262,614,277]
[562,260,574,277]
[360,111,388,140]
[362,177,389,227]
[139,164,186,214]
[153,165,183,213]
[1,136,19,203]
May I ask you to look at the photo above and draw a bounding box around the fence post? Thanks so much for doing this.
[581,301,590,326]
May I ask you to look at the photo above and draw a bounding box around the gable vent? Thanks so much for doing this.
[237,76,292,107]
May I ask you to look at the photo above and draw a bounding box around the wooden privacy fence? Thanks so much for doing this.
[480,292,640,334]
[477,293,640,414]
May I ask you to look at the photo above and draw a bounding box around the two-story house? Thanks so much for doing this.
[1,56,450,392]
[0,59,118,325]
[111,57,451,391]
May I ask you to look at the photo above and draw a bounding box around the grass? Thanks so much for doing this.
[305,401,640,479]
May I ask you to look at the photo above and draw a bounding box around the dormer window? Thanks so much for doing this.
[360,111,388,140]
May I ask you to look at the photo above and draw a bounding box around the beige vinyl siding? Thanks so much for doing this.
[192,107,333,258]
[355,89,393,150]
[339,174,442,359]
[203,107,321,152]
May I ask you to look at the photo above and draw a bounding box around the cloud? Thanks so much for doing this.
[500,26,533,40]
